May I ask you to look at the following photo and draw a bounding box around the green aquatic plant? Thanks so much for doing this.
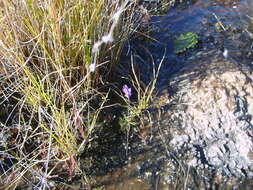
[174,32,198,54]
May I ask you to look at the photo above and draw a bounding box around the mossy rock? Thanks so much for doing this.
[174,32,198,54]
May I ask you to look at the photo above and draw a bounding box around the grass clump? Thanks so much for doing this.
[0,0,138,188]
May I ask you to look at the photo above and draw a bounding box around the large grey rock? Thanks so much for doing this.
[161,49,253,178]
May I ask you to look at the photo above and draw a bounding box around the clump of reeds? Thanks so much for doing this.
[0,0,138,189]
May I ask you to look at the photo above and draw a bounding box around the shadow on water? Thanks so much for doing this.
[89,0,253,189]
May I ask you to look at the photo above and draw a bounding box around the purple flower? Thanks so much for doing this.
[122,85,132,100]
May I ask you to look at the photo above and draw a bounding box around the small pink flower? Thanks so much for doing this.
[122,85,132,100]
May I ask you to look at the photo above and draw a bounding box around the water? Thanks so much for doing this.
[149,0,253,88]
[93,0,253,189]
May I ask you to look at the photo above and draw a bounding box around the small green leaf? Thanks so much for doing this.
[174,32,198,54]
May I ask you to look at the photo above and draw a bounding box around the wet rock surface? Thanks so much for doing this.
[159,48,253,179]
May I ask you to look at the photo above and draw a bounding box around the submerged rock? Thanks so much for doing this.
[159,49,253,178]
